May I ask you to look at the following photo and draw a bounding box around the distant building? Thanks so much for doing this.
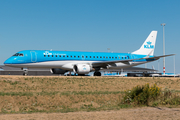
[0,65,159,76]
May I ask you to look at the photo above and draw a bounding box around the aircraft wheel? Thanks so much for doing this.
[23,70,28,76]
[94,72,101,76]
[78,74,85,76]
[23,73,28,76]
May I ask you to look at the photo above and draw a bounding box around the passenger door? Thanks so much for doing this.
[30,51,37,62]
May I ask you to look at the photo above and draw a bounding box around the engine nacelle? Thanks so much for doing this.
[73,64,91,74]
[50,68,67,74]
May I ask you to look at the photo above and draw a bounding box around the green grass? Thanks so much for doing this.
[0,91,124,96]
[0,76,180,114]
[0,104,133,114]
[0,92,34,96]
[123,83,180,107]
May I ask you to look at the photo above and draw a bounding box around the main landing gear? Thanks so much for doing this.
[94,71,101,76]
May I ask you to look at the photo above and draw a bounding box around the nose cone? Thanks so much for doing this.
[4,58,13,65]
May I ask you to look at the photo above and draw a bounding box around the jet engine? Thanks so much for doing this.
[73,64,91,74]
[50,68,67,74]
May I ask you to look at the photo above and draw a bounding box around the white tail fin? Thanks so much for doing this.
[132,31,157,56]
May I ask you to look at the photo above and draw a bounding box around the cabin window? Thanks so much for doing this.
[106,57,108,58]
[93,56,95,58]
[74,56,76,58]
[90,56,91,58]
[63,55,65,57]
[67,56,69,57]
[52,55,54,57]
[59,55,61,57]
[109,57,111,58]
[115,57,117,59]
[97,56,98,58]
[119,57,120,59]
[48,55,50,57]
[112,57,114,59]
[103,56,105,58]
[44,55,46,57]
[82,56,84,58]
[86,56,88,58]
[71,56,72,58]
[100,56,102,58]
[56,55,57,57]
[78,56,80,58]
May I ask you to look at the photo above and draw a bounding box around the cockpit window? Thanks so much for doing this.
[13,53,19,56]
[13,53,24,56]
[19,54,24,56]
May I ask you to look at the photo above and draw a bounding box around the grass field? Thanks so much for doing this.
[0,76,180,113]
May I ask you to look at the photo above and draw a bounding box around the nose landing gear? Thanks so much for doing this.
[22,68,28,76]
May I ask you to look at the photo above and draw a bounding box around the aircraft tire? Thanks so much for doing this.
[78,74,85,76]
[94,72,101,76]
[23,73,28,76]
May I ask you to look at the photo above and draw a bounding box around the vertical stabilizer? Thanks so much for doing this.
[132,31,157,56]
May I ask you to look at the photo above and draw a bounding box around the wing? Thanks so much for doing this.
[91,54,175,67]
[91,59,136,68]
[99,66,157,72]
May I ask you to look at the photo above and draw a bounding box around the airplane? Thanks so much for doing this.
[4,31,174,76]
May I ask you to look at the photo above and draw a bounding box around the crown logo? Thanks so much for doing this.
[147,41,152,45]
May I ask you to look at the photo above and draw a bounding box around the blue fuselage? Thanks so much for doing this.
[4,50,155,70]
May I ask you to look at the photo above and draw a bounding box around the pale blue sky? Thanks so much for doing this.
[0,0,179,73]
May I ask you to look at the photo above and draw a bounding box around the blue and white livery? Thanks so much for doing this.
[4,31,174,76]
